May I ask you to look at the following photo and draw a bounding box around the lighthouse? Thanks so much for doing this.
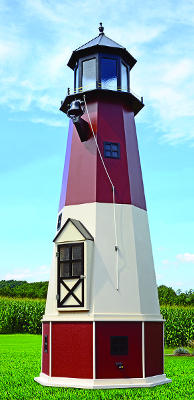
[35,24,171,388]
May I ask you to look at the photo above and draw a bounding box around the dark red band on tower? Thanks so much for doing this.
[123,110,146,210]
[42,323,50,376]
[145,322,164,377]
[59,98,146,210]
[95,321,142,378]
[52,322,93,378]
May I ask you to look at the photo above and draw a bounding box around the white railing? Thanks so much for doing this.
[65,85,143,103]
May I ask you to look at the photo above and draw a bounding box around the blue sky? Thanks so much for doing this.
[0,0,193,290]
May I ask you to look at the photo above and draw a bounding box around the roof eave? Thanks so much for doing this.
[67,46,136,70]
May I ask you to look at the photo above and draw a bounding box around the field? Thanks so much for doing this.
[0,297,193,347]
[0,335,193,400]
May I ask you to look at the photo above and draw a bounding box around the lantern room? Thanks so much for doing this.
[68,23,136,94]
[61,24,143,117]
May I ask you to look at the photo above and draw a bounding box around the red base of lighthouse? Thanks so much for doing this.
[40,321,164,382]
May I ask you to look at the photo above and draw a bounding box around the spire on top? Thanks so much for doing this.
[99,22,104,35]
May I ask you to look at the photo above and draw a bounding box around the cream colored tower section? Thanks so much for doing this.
[43,202,162,322]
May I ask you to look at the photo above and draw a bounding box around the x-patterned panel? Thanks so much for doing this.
[59,277,84,307]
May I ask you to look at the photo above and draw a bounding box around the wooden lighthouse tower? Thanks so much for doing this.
[35,24,171,388]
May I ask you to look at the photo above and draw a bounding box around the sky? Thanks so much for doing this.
[0,0,193,291]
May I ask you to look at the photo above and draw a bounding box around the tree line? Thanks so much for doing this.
[0,280,48,299]
[0,280,193,305]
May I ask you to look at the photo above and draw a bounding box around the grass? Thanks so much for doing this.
[0,334,193,400]
[164,346,193,354]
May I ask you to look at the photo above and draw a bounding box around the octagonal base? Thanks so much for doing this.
[34,373,171,389]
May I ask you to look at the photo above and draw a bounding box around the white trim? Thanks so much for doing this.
[93,321,96,379]
[49,322,52,377]
[142,321,145,378]
[57,308,89,312]
[42,315,164,322]
[34,373,171,389]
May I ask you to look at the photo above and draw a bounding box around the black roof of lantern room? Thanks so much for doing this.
[68,24,137,70]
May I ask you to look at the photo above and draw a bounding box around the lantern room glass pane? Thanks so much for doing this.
[82,58,96,91]
[101,58,117,90]
[75,66,79,92]
[121,63,128,92]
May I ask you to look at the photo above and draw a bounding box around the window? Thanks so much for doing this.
[44,335,48,353]
[104,142,120,159]
[58,243,84,278]
[57,242,84,308]
[121,62,128,92]
[101,57,117,90]
[75,65,79,92]
[57,213,62,231]
[111,336,128,355]
[82,58,96,91]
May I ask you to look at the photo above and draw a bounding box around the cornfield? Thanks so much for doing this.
[0,297,45,334]
[0,297,193,346]
[160,305,194,347]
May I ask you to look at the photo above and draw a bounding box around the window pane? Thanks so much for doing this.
[60,246,70,261]
[60,262,70,277]
[104,142,120,159]
[121,63,128,92]
[101,58,117,90]
[75,66,79,91]
[82,59,96,91]
[72,261,83,276]
[72,245,82,260]
[57,213,62,230]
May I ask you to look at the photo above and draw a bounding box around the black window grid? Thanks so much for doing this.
[75,53,130,94]
[58,243,84,279]
[104,142,120,159]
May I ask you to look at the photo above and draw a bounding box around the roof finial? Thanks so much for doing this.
[99,22,104,35]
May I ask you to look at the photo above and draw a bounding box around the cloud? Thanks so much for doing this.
[162,259,170,265]
[5,270,32,281]
[0,0,194,139]
[30,117,66,127]
[176,253,194,263]
[5,265,50,282]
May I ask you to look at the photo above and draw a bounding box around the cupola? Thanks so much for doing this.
[69,23,136,93]
[60,23,144,116]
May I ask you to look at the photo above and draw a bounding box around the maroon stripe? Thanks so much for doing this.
[65,102,98,206]
[123,110,146,210]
